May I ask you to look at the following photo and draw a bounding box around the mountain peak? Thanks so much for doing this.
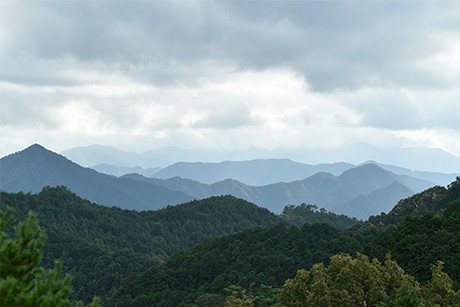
[24,143,51,152]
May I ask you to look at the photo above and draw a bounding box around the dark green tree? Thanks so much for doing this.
[0,209,99,306]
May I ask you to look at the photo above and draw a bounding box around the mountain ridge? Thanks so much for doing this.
[0,144,440,218]
[0,144,193,210]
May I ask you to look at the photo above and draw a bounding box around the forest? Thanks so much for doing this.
[1,177,459,306]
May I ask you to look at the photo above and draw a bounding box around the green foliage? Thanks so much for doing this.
[0,186,280,303]
[0,209,99,307]
[224,288,254,307]
[281,203,359,229]
[364,200,460,288]
[195,293,226,307]
[280,253,460,306]
[106,222,368,306]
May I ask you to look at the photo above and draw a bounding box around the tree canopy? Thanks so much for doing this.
[281,253,460,306]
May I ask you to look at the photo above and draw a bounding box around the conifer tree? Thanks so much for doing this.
[0,209,99,306]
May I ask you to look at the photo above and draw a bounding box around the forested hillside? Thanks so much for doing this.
[105,223,372,306]
[0,187,279,302]
[106,179,460,306]
[1,178,459,305]
[365,200,460,288]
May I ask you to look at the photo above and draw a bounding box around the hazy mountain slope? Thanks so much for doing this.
[337,181,414,219]
[361,160,458,187]
[369,177,460,226]
[126,165,422,217]
[153,160,354,185]
[125,172,359,214]
[91,163,161,177]
[0,144,193,210]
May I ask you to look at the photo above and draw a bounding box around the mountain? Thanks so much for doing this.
[0,144,192,210]
[1,144,436,218]
[62,144,458,187]
[337,181,414,219]
[153,160,354,185]
[368,176,460,226]
[361,160,458,187]
[125,164,434,218]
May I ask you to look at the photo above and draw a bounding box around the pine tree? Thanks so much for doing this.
[0,209,99,306]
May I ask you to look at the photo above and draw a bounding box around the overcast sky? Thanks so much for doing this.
[1,0,460,166]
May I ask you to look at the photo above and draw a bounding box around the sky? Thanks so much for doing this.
[1,0,460,167]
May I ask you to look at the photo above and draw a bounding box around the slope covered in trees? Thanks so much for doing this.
[106,179,460,306]
[281,203,359,229]
[105,223,376,306]
[0,187,280,302]
[364,200,460,288]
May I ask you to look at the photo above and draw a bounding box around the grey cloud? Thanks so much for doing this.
[343,90,422,130]
[2,1,459,91]
[192,105,260,129]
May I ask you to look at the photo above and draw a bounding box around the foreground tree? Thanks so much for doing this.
[281,253,460,306]
[0,209,98,306]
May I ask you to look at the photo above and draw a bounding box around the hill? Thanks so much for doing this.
[0,144,193,210]
[105,223,368,307]
[364,199,460,287]
[0,187,280,302]
[106,179,460,306]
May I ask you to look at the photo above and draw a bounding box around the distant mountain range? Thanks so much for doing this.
[61,145,458,186]
[124,164,430,219]
[152,160,354,185]
[61,143,460,175]
[1,144,452,219]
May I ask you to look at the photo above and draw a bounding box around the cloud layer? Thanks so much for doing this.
[1,0,459,163]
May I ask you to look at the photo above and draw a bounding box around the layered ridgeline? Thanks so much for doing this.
[0,144,445,219]
[62,144,460,186]
[106,178,460,306]
[0,144,192,210]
